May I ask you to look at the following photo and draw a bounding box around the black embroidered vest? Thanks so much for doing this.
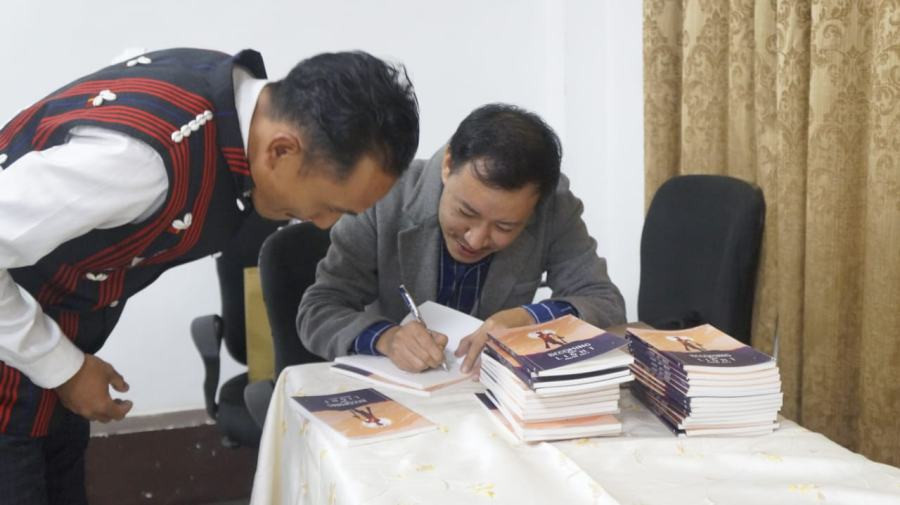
[0,48,264,437]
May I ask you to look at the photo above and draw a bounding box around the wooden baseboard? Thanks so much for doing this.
[86,411,257,505]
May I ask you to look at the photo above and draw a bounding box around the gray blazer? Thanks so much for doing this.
[297,147,626,359]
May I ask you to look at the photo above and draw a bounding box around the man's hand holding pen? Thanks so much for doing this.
[375,322,450,373]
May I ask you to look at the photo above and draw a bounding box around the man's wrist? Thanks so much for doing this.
[521,300,577,323]
[352,320,396,356]
[373,326,401,356]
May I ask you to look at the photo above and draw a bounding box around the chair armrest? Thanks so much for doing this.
[191,314,224,419]
[244,379,275,428]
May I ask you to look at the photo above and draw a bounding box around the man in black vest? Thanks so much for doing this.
[0,48,419,504]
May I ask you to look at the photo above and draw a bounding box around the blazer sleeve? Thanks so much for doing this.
[542,186,627,328]
[296,208,393,360]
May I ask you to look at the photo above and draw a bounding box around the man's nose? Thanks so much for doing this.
[465,224,491,249]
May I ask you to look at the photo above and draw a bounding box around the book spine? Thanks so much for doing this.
[483,344,537,386]
[629,384,683,435]
[628,339,689,386]
[487,336,541,376]
[630,365,693,409]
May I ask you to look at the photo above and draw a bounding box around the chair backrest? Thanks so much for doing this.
[638,175,765,344]
[215,212,284,364]
[258,222,331,376]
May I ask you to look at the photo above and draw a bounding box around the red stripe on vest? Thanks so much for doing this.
[0,366,11,432]
[37,264,79,307]
[0,365,22,433]
[93,270,126,310]
[0,103,42,148]
[147,122,218,264]
[68,108,191,269]
[32,105,194,306]
[222,147,250,175]
[26,311,80,436]
[30,390,57,437]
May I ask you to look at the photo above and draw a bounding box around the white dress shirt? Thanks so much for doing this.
[0,65,267,389]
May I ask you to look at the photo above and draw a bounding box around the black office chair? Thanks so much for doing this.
[638,175,765,344]
[191,211,284,448]
[243,222,331,428]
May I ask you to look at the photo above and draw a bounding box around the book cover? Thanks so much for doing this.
[488,315,628,376]
[626,325,775,372]
[292,388,436,446]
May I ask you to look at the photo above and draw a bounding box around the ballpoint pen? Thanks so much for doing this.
[398,284,450,372]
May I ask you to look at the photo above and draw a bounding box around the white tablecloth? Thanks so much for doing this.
[250,363,900,505]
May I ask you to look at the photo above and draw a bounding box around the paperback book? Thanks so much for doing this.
[292,388,437,446]
[488,315,631,378]
[475,392,621,442]
[627,325,776,373]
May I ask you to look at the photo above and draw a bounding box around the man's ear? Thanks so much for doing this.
[266,131,304,170]
[441,150,453,184]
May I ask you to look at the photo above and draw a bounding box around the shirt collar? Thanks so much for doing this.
[232,65,269,153]
[441,236,493,269]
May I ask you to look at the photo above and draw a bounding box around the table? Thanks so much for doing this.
[250,363,900,505]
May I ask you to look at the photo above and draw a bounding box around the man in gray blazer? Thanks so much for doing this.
[298,104,625,374]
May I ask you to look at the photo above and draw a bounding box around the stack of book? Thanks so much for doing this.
[477,315,634,442]
[626,325,782,436]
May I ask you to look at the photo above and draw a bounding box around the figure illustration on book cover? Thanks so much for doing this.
[350,406,393,428]
[665,335,707,352]
[527,329,569,349]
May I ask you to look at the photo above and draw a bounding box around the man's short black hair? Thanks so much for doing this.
[267,51,419,179]
[448,103,561,197]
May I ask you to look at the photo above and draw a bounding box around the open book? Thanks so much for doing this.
[292,388,437,446]
[331,301,484,396]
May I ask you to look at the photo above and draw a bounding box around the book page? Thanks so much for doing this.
[333,302,482,390]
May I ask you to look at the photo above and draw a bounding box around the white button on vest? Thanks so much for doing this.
[236,198,246,211]
[91,89,117,107]
[125,56,152,67]
[172,212,193,231]
[85,272,109,282]
[170,110,213,144]
[109,300,120,308]
[130,256,144,267]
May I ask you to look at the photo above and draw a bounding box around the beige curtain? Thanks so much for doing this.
[644,0,900,466]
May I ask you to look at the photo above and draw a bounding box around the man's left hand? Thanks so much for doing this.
[455,307,534,374]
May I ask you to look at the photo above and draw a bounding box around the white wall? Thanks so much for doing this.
[562,0,644,321]
[0,0,643,416]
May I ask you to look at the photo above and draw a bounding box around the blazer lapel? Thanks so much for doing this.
[477,228,536,318]
[396,147,446,307]
[397,219,442,307]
